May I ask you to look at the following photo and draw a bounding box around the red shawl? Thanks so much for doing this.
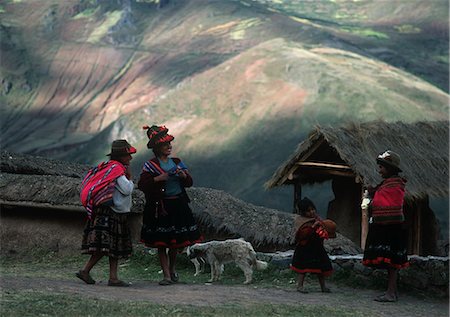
[371,176,406,224]
[80,160,126,219]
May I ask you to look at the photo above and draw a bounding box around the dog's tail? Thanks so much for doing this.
[249,250,268,271]
[255,260,268,271]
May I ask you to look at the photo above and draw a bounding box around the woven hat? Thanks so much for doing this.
[322,219,337,238]
[143,125,174,149]
[376,150,402,172]
[106,139,137,156]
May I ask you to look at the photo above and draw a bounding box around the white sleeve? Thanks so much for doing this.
[115,175,134,195]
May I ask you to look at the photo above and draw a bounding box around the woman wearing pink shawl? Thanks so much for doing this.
[76,139,136,287]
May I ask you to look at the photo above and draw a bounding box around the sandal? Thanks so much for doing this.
[170,272,179,283]
[158,279,174,286]
[374,294,397,302]
[108,280,131,287]
[76,270,95,285]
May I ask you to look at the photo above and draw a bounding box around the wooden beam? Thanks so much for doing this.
[279,138,326,185]
[296,162,352,170]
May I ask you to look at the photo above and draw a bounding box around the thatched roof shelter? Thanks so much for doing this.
[265,120,449,256]
[265,120,449,200]
[0,151,361,253]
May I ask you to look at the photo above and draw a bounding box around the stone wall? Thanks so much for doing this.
[260,251,449,298]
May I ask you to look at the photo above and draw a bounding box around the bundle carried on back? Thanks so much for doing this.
[80,160,126,219]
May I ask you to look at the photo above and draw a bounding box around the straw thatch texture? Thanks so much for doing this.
[266,121,449,199]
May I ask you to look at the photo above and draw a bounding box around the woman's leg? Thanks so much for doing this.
[168,248,179,282]
[76,253,102,284]
[109,257,119,281]
[158,247,171,280]
[318,274,331,292]
[297,273,308,293]
[386,268,398,298]
[168,249,177,273]
[82,253,103,273]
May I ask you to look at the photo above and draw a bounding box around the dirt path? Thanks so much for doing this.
[1,276,448,317]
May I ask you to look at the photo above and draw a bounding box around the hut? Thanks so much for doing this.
[265,121,449,256]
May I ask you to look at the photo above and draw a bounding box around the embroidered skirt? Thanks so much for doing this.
[81,206,132,259]
[363,223,409,269]
[140,197,202,249]
[291,235,333,276]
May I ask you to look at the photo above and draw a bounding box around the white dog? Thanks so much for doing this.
[186,238,268,284]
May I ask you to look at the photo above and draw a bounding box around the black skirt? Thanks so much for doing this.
[363,223,409,269]
[140,196,202,249]
[291,234,333,276]
[81,206,132,259]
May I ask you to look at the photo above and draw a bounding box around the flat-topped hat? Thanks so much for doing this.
[107,139,137,156]
[376,150,402,172]
[143,125,174,149]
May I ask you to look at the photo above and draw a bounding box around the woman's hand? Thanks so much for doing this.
[155,173,169,182]
[125,165,132,180]
[177,168,187,179]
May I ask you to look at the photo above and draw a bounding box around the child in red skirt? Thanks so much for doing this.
[291,197,334,293]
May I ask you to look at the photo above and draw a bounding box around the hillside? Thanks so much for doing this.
[0,0,448,211]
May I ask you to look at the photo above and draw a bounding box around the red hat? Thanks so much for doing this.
[143,125,174,149]
[106,139,137,156]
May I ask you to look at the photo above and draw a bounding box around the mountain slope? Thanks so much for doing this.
[0,0,448,211]
[68,38,448,210]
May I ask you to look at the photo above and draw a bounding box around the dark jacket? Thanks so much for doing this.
[138,157,193,221]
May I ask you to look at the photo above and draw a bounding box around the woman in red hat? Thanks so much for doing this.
[138,125,202,285]
[363,150,409,302]
[77,139,136,287]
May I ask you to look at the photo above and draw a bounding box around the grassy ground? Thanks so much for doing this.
[1,289,368,317]
[0,245,374,317]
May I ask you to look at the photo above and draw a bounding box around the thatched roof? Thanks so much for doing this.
[266,121,449,200]
[0,151,361,253]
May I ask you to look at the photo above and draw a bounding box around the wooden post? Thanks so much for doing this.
[413,204,422,255]
[293,182,302,214]
[360,189,369,250]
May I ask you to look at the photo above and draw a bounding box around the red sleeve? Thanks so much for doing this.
[137,171,156,193]
[182,172,193,188]
[295,226,314,244]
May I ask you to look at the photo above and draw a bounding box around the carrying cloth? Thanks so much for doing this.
[80,160,126,219]
[371,176,406,224]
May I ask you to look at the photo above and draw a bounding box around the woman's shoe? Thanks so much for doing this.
[158,279,173,286]
[75,270,96,285]
[170,272,179,283]
[321,287,331,293]
[108,280,131,287]
[374,294,397,302]
[296,286,308,294]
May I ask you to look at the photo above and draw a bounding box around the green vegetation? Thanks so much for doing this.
[72,7,99,20]
[87,10,123,43]
[0,247,376,317]
[340,26,388,40]
[1,289,370,317]
[230,18,263,40]
[394,24,421,34]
